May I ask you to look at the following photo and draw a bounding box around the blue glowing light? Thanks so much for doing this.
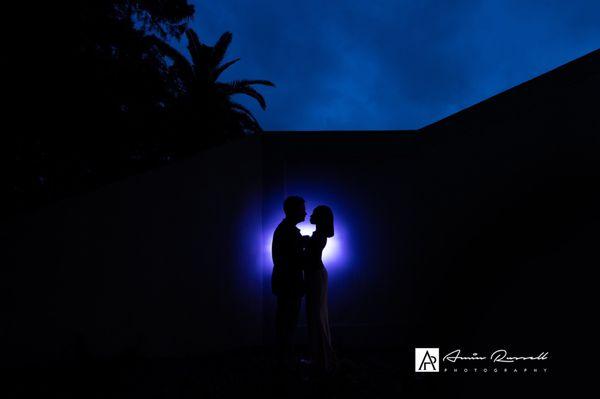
[297,222,343,265]
[263,206,349,274]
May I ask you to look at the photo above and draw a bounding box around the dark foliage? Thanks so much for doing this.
[150,28,275,155]
[5,0,274,219]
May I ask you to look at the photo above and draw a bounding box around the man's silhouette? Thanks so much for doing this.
[271,196,307,368]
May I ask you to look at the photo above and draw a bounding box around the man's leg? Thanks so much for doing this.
[275,295,301,367]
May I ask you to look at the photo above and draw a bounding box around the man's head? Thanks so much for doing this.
[283,196,306,225]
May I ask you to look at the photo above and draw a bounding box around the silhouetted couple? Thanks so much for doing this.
[271,196,336,374]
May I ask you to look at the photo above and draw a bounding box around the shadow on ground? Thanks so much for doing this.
[2,347,439,398]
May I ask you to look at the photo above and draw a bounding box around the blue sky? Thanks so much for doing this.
[181,1,600,130]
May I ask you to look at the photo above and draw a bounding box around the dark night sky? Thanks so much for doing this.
[181,1,600,130]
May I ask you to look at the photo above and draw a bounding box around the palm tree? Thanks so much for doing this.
[150,28,275,142]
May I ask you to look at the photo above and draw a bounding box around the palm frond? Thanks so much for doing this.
[235,87,268,110]
[235,112,262,134]
[213,58,240,81]
[230,101,260,125]
[230,79,276,88]
[213,32,233,66]
[185,29,208,69]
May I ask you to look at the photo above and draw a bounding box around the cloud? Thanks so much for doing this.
[187,0,600,130]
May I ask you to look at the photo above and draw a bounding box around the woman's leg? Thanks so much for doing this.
[319,269,335,371]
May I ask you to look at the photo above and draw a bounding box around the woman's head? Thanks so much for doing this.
[310,205,334,237]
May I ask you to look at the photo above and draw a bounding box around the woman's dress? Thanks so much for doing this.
[304,231,335,372]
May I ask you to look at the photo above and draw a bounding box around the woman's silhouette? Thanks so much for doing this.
[304,205,336,373]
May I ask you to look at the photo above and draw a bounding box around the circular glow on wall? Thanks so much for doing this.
[263,211,349,273]
[296,222,342,264]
